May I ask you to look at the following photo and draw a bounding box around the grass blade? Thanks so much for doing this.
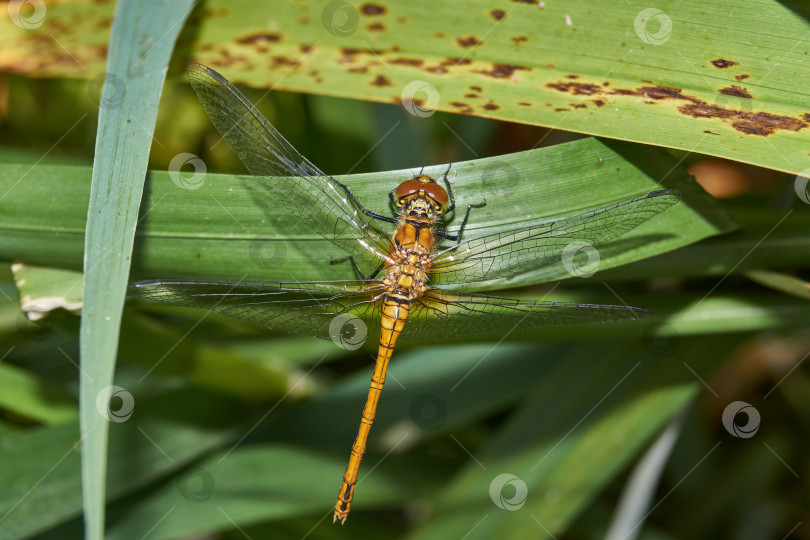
[79,1,194,538]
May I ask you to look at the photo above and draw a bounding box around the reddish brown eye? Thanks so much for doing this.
[424,183,449,210]
[395,179,422,201]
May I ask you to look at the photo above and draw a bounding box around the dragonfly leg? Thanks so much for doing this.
[441,163,456,213]
[330,256,384,280]
[332,177,398,225]
[437,199,486,242]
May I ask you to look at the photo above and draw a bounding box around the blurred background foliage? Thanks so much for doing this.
[1,1,809,539]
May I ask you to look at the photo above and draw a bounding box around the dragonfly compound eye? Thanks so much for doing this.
[395,179,423,205]
[423,183,449,213]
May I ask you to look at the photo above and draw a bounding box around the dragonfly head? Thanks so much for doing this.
[394,175,449,218]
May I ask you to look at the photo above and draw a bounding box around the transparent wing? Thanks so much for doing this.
[430,190,681,285]
[188,63,391,270]
[128,279,384,342]
[401,288,653,341]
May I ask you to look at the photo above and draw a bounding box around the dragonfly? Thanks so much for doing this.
[129,63,680,524]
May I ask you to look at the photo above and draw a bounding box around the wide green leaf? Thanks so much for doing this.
[0,138,727,290]
[1,1,808,173]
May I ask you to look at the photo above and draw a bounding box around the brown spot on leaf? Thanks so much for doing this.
[300,44,313,53]
[735,74,750,81]
[483,101,500,110]
[458,36,482,47]
[237,33,281,46]
[426,66,448,74]
[361,4,386,15]
[476,64,530,78]
[512,0,537,3]
[593,99,605,107]
[450,102,474,114]
[269,56,298,69]
[372,75,392,87]
[367,22,385,31]
[391,58,424,67]
[554,108,570,112]
[442,58,471,67]
[711,59,738,68]
[518,102,532,106]
[465,93,479,98]
[545,82,602,95]
[719,85,752,98]
[511,36,528,44]
[545,79,809,136]
[704,130,719,135]
[349,66,368,73]
[491,9,506,20]
[565,74,579,79]
[470,85,483,92]
[572,103,587,109]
